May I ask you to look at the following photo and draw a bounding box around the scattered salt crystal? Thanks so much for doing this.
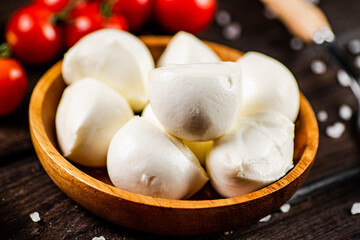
[311,59,327,74]
[317,110,328,122]
[339,104,353,121]
[280,203,291,213]
[30,212,41,222]
[347,39,360,55]
[326,122,345,139]
[222,22,241,41]
[216,10,231,27]
[337,69,351,87]
[263,7,277,19]
[307,0,320,5]
[354,55,360,69]
[290,37,304,51]
[92,237,105,240]
[259,214,271,222]
[351,202,360,215]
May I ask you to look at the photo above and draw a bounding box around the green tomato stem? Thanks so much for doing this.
[0,43,11,58]
[100,3,113,19]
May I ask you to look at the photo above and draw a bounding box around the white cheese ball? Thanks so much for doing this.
[107,117,208,199]
[148,62,242,141]
[56,78,133,167]
[157,31,220,67]
[141,103,163,129]
[236,52,300,122]
[142,103,213,166]
[62,29,154,112]
[206,111,294,198]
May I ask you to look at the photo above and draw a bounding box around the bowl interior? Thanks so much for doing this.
[34,36,317,203]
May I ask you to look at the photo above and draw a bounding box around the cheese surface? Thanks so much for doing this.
[237,52,300,122]
[62,29,154,112]
[56,78,133,167]
[206,111,294,198]
[107,117,208,199]
[148,62,243,141]
[157,31,220,67]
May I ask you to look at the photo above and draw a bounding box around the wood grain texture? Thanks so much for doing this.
[1,152,360,240]
[0,0,61,160]
[28,37,318,236]
[1,0,360,185]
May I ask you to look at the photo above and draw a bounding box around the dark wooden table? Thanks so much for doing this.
[1,0,360,239]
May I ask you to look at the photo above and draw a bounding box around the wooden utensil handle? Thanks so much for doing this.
[261,0,331,43]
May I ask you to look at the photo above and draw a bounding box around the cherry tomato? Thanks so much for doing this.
[68,0,101,18]
[112,0,152,32]
[34,0,70,12]
[103,14,129,31]
[0,59,27,116]
[64,1,104,48]
[64,1,129,48]
[6,4,62,65]
[154,0,216,34]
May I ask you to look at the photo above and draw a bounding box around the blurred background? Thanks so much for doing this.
[1,0,360,239]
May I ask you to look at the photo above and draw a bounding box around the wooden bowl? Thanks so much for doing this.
[29,36,319,236]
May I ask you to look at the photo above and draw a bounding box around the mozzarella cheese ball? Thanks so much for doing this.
[236,52,300,122]
[107,117,208,199]
[148,62,243,141]
[206,111,294,198]
[141,103,163,129]
[142,103,213,165]
[56,78,133,167]
[157,31,220,67]
[62,29,154,112]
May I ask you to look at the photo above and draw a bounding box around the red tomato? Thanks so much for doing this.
[69,0,101,18]
[64,1,129,48]
[103,14,129,31]
[64,1,104,48]
[6,4,62,65]
[0,59,27,116]
[112,0,152,32]
[154,0,216,34]
[34,0,70,12]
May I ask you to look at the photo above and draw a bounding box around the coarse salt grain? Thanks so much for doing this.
[326,122,345,139]
[222,22,242,41]
[311,59,327,74]
[259,214,271,222]
[347,39,360,55]
[339,104,353,121]
[216,10,231,27]
[280,203,291,213]
[337,69,351,87]
[351,202,360,215]
[30,212,41,222]
[92,237,105,240]
[317,110,328,122]
[290,37,303,51]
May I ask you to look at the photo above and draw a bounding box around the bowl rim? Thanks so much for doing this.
[29,36,319,210]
